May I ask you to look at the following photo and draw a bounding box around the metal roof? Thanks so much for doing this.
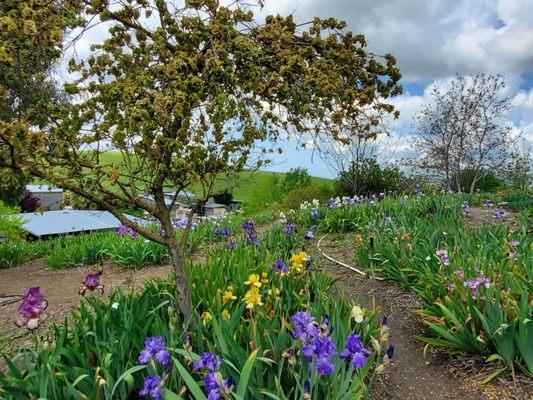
[15,210,146,238]
[26,184,63,193]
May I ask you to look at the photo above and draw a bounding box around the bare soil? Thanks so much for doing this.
[314,233,531,400]
[0,259,175,354]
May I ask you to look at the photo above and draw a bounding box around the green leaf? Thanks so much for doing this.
[236,348,259,398]
[110,365,146,397]
[172,357,206,400]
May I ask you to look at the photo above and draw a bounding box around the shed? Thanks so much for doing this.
[15,210,146,239]
[26,184,63,211]
[203,197,227,217]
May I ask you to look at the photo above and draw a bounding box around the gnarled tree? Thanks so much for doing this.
[0,0,402,315]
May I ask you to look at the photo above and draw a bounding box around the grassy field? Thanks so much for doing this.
[34,151,333,203]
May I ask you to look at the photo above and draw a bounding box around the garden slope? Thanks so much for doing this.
[315,233,529,400]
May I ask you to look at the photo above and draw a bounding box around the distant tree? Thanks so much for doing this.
[451,168,506,193]
[0,0,401,315]
[317,112,402,195]
[335,157,405,196]
[503,147,532,190]
[413,74,517,193]
[281,168,312,194]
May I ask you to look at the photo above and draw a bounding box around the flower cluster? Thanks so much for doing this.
[15,287,48,332]
[463,274,491,300]
[243,274,264,309]
[300,199,320,210]
[194,352,233,400]
[79,272,104,296]
[435,249,450,266]
[172,218,198,230]
[116,225,138,239]
[242,219,259,246]
[290,251,309,273]
[290,312,337,375]
[213,226,231,236]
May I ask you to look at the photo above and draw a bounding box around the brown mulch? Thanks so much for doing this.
[313,232,532,400]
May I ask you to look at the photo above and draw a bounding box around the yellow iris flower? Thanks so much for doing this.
[244,274,262,288]
[243,286,264,309]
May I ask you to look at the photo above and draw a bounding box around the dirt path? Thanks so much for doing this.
[314,233,529,400]
[0,259,179,356]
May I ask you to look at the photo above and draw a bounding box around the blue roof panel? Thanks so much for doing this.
[15,210,147,237]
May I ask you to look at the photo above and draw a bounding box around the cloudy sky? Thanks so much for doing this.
[259,0,533,177]
[65,0,533,178]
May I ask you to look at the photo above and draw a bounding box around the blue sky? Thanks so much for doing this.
[62,0,533,179]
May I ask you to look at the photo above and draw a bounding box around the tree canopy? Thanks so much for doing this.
[0,0,402,314]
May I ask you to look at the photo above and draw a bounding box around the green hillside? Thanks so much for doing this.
[35,151,332,203]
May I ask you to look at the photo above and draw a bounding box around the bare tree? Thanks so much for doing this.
[413,74,517,193]
[315,111,402,194]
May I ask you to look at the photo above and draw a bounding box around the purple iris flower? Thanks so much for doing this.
[79,273,104,295]
[139,337,170,366]
[15,287,48,332]
[116,225,131,235]
[303,231,314,241]
[339,333,371,369]
[139,375,163,399]
[213,227,220,235]
[204,373,219,400]
[283,223,295,235]
[463,209,471,216]
[399,198,407,206]
[193,352,221,372]
[221,227,230,236]
[311,208,320,219]
[242,220,254,230]
[492,209,506,218]
[316,357,335,375]
[227,241,235,249]
[291,312,320,341]
[484,199,493,207]
[273,259,288,273]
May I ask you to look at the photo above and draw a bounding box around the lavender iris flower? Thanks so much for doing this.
[311,208,320,219]
[339,333,371,369]
[283,223,295,235]
[139,375,163,399]
[221,227,230,236]
[303,231,314,241]
[139,337,170,366]
[194,352,221,372]
[273,259,288,273]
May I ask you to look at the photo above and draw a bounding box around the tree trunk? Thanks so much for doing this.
[168,242,193,316]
